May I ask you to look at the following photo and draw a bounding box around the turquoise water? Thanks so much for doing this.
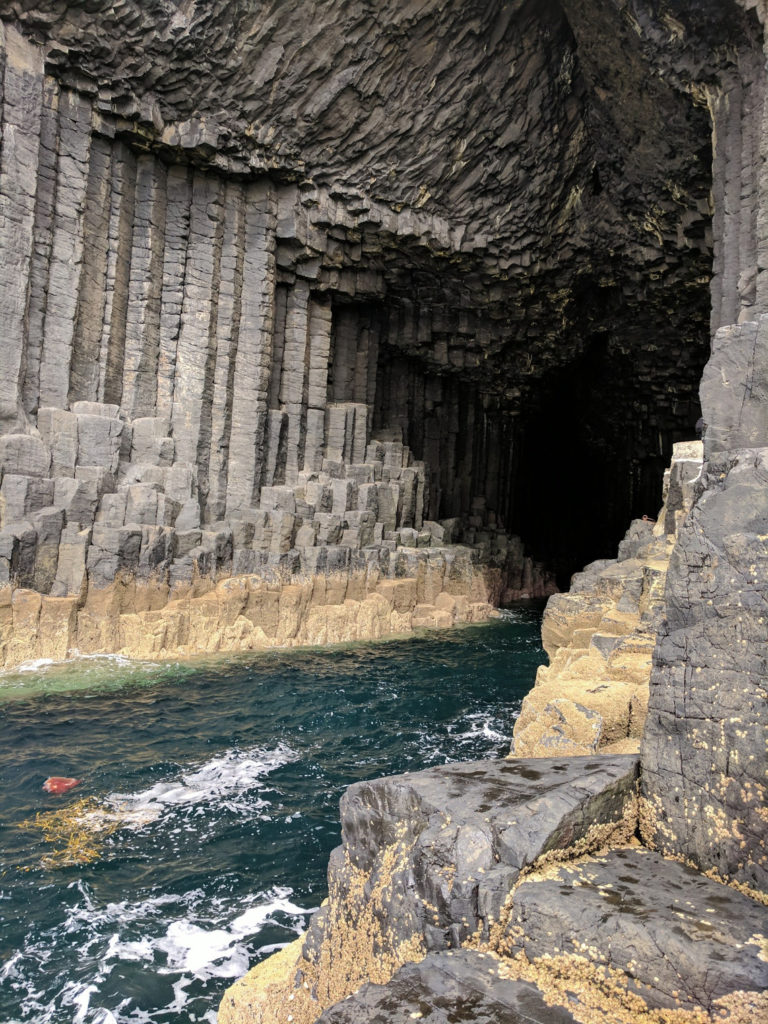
[0,612,544,1024]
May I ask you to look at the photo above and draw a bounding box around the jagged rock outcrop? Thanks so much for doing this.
[220,754,768,1024]
[219,755,640,1024]
[512,441,703,757]
[641,315,768,896]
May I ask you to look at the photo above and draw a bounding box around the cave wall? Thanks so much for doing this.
[0,1,753,599]
[0,20,558,603]
[640,0,768,894]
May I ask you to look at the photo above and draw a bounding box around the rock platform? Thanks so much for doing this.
[315,949,578,1024]
[221,752,768,1024]
[219,755,639,1024]
[510,848,768,1015]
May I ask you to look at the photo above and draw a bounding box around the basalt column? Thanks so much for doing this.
[641,3,768,896]
[0,25,45,431]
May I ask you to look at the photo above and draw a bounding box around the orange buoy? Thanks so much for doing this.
[42,777,81,794]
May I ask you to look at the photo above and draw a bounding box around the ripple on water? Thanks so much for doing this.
[0,614,544,1023]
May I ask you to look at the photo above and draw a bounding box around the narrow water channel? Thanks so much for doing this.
[0,611,544,1024]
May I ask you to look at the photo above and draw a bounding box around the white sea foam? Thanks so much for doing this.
[7,652,150,675]
[9,657,57,673]
[3,738,305,1023]
[6,883,310,1024]
[449,711,509,745]
[107,743,298,824]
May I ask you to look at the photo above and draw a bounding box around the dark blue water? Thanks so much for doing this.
[0,612,544,1024]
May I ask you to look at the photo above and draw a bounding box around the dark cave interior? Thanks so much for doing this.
[333,259,710,587]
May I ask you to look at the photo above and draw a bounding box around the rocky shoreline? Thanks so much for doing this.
[219,413,768,1023]
[220,752,768,1024]
[0,1,766,1021]
[0,551,514,671]
[512,441,704,759]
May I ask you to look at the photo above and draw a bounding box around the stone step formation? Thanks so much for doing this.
[0,392,552,667]
[512,441,704,758]
[0,22,558,669]
[220,753,768,1024]
[1,398,456,594]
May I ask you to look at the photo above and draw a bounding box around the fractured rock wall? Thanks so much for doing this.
[640,6,768,897]
[641,318,768,895]
[0,0,734,601]
[0,21,562,665]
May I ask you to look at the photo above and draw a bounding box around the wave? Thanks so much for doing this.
[6,652,156,675]
[1,882,312,1024]
[107,743,298,825]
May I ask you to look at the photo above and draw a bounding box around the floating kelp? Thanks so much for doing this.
[18,797,158,868]
[19,797,120,868]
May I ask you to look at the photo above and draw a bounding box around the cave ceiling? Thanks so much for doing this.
[3,0,760,409]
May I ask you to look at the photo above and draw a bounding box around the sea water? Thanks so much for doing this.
[0,611,544,1023]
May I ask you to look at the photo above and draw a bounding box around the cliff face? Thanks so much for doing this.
[0,0,762,875]
[0,0,748,609]
[2,0,767,1020]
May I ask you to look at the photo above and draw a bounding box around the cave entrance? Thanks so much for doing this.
[508,335,701,588]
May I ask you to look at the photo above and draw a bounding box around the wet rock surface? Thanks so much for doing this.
[509,847,768,1013]
[220,755,638,1024]
[314,755,639,953]
[315,949,578,1024]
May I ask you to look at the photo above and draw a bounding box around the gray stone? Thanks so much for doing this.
[259,485,296,514]
[124,483,162,525]
[317,950,577,1024]
[53,477,99,529]
[138,525,175,577]
[304,756,639,965]
[509,848,768,1013]
[175,530,202,558]
[87,524,141,585]
[51,524,90,597]
[96,491,128,525]
[164,463,197,504]
[201,527,233,567]
[701,317,768,456]
[616,518,655,561]
[31,505,64,592]
[641,448,768,893]
[174,498,201,531]
[75,412,123,473]
[0,474,55,525]
[0,435,51,478]
[130,416,174,466]
[38,407,78,477]
[0,521,37,587]
[71,401,120,418]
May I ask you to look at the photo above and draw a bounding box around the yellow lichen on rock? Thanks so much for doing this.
[512,442,703,758]
[218,938,307,1024]
[0,563,498,671]
[219,828,426,1024]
